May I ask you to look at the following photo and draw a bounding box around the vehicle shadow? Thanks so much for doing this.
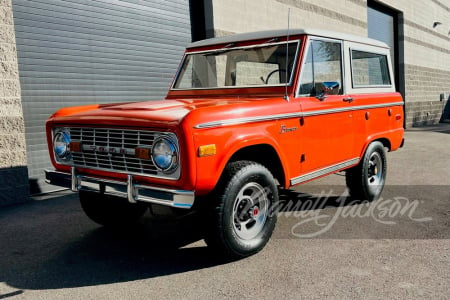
[275,184,450,240]
[278,186,358,212]
[1,188,354,291]
[0,194,226,291]
[2,184,441,291]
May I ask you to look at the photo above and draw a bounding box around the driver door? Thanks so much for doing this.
[296,38,356,176]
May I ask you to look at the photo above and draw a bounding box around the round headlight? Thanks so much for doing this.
[152,137,178,172]
[53,130,71,161]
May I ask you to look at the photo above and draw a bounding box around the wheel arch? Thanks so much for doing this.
[360,136,392,160]
[375,137,391,151]
[228,144,286,188]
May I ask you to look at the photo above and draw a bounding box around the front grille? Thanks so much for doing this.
[68,127,178,179]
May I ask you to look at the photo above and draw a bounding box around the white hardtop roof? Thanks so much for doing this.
[187,28,389,49]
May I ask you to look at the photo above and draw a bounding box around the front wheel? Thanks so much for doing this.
[204,161,279,258]
[346,141,387,201]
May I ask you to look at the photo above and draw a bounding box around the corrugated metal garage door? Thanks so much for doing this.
[12,0,191,193]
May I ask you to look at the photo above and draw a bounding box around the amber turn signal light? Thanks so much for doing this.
[69,141,81,152]
[198,144,216,157]
[135,147,151,160]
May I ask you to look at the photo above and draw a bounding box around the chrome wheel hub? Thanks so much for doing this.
[367,152,383,186]
[232,182,269,240]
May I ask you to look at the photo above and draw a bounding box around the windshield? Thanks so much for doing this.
[173,41,300,90]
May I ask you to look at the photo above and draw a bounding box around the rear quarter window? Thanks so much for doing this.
[351,50,391,87]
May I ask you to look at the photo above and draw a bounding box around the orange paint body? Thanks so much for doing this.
[46,31,404,198]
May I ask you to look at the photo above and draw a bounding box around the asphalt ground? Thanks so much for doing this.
[0,124,449,299]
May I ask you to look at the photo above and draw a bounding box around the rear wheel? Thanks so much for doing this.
[79,190,147,227]
[346,141,387,201]
[204,161,278,258]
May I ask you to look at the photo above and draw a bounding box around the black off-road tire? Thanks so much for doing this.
[346,141,387,201]
[204,161,279,258]
[79,190,147,227]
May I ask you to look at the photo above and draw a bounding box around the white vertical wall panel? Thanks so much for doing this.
[12,0,191,192]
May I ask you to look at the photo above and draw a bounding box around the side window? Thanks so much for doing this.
[299,40,343,96]
[351,50,391,87]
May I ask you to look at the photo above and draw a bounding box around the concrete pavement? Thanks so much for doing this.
[0,124,449,299]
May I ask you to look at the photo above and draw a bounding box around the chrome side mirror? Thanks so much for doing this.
[316,81,340,101]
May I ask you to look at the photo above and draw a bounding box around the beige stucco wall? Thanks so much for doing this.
[208,0,450,127]
[211,0,367,36]
[0,0,29,205]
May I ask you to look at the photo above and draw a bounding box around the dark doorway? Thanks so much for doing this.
[189,0,214,41]
[367,1,404,99]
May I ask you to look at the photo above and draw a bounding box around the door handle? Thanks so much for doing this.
[343,97,354,103]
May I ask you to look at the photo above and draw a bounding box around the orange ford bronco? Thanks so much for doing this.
[45,29,404,257]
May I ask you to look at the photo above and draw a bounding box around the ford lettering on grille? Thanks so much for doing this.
[81,145,135,156]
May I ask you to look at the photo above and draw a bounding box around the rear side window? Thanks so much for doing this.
[351,50,391,87]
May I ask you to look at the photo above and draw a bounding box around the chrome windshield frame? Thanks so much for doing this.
[171,40,301,91]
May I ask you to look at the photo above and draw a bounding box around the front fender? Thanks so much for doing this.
[193,123,289,195]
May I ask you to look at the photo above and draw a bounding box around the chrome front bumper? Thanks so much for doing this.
[45,168,195,209]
